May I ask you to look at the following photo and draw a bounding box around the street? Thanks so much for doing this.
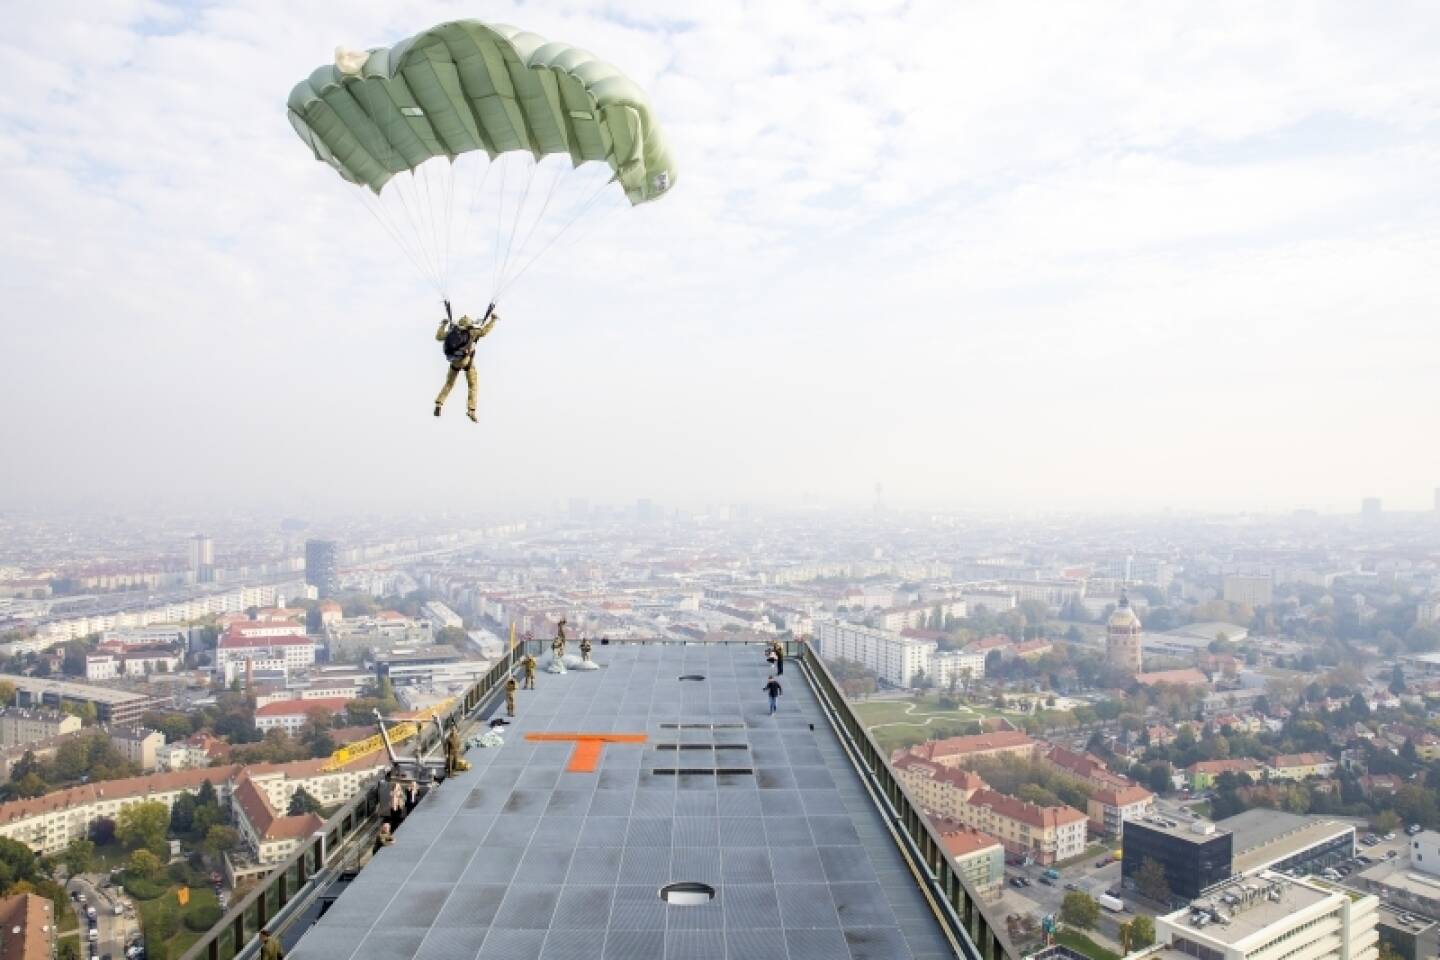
[67,874,138,960]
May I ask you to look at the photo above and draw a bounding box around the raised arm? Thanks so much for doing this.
[435,319,450,341]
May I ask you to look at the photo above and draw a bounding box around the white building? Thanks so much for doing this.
[214,633,316,682]
[1150,871,1377,960]
[1224,574,1274,607]
[421,601,464,631]
[0,709,81,747]
[814,621,935,688]
[930,650,986,690]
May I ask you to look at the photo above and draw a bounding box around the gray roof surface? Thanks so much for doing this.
[289,643,959,960]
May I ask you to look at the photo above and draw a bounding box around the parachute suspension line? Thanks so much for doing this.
[440,158,458,296]
[349,188,444,299]
[455,154,498,296]
[495,172,614,301]
[495,158,567,294]
[390,173,445,294]
[415,162,442,291]
[491,158,510,297]
[492,155,540,302]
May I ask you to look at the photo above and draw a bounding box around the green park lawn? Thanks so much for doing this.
[1057,928,1122,960]
[851,696,996,753]
[136,883,220,960]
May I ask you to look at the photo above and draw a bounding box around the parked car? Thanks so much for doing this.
[1010,877,1025,888]
[1065,882,1081,891]
[1039,877,1055,886]
[1408,824,1423,836]
[1384,833,1397,841]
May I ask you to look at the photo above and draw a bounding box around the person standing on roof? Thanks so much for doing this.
[763,676,782,715]
[434,307,499,422]
[522,653,537,689]
[259,928,284,960]
[505,676,518,717]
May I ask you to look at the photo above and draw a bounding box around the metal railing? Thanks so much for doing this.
[791,639,1018,960]
[181,636,1014,960]
[179,642,526,960]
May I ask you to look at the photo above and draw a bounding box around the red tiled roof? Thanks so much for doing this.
[1270,752,1332,767]
[0,766,240,825]
[231,772,324,842]
[1044,746,1128,787]
[907,731,1037,761]
[219,632,311,649]
[1135,668,1209,687]
[939,827,1003,858]
[891,753,989,792]
[1091,784,1154,807]
[0,892,52,960]
[968,788,1086,829]
[254,697,352,718]
[1188,759,1262,774]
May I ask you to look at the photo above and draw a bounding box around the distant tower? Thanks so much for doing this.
[873,481,884,514]
[188,534,214,584]
[305,539,338,598]
[1107,592,1143,675]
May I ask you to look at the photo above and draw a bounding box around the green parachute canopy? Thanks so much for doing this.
[286,19,675,300]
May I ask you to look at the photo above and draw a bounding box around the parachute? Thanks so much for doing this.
[286,19,676,305]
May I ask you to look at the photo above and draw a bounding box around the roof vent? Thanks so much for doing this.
[659,882,715,905]
[678,675,706,681]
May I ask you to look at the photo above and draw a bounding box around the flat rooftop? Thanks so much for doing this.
[1171,876,1334,946]
[1129,816,1230,843]
[0,672,152,704]
[1222,810,1353,873]
[289,643,960,960]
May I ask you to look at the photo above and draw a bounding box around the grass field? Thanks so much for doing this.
[1057,928,1122,960]
[137,884,220,960]
[851,696,996,752]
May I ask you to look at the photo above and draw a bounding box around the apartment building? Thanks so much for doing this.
[1087,784,1156,838]
[938,826,1005,897]
[254,697,353,734]
[0,708,81,747]
[813,620,936,688]
[901,731,1041,770]
[231,771,325,866]
[1043,745,1131,791]
[0,756,384,856]
[214,631,316,683]
[890,751,1087,865]
[930,650,987,690]
[106,727,165,772]
[1266,752,1337,781]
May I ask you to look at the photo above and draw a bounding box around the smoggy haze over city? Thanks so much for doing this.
[2,1,1438,515]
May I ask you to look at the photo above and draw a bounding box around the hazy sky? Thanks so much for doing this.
[2,1,1438,515]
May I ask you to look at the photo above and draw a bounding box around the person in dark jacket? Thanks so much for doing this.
[763,676,782,715]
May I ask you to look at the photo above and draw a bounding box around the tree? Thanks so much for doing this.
[288,787,323,816]
[89,818,116,846]
[203,826,240,858]
[127,849,162,880]
[1391,664,1407,695]
[0,681,14,706]
[0,838,38,887]
[1127,914,1155,948]
[196,779,217,807]
[59,838,96,876]
[1060,891,1099,929]
[1373,810,1402,834]
[1147,763,1173,795]
[170,793,197,835]
[58,941,79,960]
[1136,857,1171,904]
[116,801,170,855]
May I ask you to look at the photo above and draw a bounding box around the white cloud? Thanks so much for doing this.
[1,0,1438,514]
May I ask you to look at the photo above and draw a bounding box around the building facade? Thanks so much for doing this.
[305,540,339,598]
[0,708,81,747]
[1123,818,1234,902]
[813,620,936,688]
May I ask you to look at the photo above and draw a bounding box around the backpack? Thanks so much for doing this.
[443,325,471,360]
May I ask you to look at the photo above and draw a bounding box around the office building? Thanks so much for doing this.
[0,674,161,726]
[814,620,936,688]
[1152,871,1377,960]
[1123,817,1234,902]
[188,533,215,583]
[1107,593,1143,674]
[304,539,338,598]
[1220,810,1354,876]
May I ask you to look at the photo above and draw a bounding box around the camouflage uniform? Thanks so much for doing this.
[580,638,592,663]
[434,314,497,417]
[259,932,283,960]
[505,677,518,717]
[522,655,537,689]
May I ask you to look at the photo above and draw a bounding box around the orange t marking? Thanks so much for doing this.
[524,732,648,772]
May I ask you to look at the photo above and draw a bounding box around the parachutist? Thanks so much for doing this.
[434,311,498,421]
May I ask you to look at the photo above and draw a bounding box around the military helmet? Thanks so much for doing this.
[457,315,473,329]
